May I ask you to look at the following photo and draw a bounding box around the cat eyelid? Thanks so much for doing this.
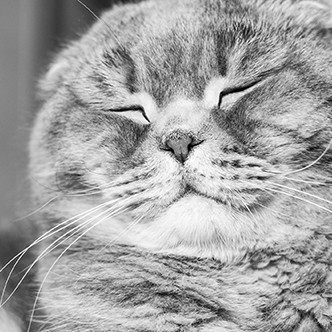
[217,79,261,108]
[106,105,150,123]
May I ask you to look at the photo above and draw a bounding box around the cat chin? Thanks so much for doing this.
[117,194,279,262]
[87,194,304,263]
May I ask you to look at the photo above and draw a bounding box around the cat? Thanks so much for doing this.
[2,0,332,330]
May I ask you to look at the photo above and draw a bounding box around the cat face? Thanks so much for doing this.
[30,0,332,261]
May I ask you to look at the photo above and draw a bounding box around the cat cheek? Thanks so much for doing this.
[97,121,148,159]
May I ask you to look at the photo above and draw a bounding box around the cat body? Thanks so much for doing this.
[37,239,332,331]
[2,0,332,330]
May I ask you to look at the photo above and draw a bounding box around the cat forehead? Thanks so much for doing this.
[43,0,332,117]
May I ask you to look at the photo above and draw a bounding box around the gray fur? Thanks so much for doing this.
[2,0,332,331]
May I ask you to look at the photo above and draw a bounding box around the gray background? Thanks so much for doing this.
[0,0,113,224]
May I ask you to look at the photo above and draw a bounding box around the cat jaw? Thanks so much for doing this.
[123,194,265,262]
[82,192,303,263]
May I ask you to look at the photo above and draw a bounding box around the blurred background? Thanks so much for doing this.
[0,0,115,224]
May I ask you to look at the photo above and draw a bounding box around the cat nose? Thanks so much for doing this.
[165,135,193,163]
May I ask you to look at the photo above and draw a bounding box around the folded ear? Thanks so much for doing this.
[38,57,70,100]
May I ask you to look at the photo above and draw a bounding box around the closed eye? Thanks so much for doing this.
[218,80,261,109]
[106,105,150,123]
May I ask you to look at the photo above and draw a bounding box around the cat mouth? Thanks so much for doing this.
[179,185,270,211]
[181,185,227,204]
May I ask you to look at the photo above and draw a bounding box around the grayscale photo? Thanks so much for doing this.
[1,0,332,331]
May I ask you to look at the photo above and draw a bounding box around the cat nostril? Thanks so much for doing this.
[165,136,193,163]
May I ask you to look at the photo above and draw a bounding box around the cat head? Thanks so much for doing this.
[30,0,332,261]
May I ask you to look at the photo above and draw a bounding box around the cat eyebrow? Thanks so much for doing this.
[217,66,285,108]
[107,105,150,123]
[217,79,262,108]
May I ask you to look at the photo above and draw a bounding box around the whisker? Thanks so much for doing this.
[0,198,120,276]
[11,178,129,224]
[30,210,144,329]
[75,0,105,23]
[26,206,134,332]
[74,0,118,40]
[31,165,130,197]
[1,212,104,307]
[269,137,332,176]
[281,176,331,186]
[264,187,332,214]
[12,196,60,223]
[266,180,332,206]
[281,172,332,185]
[1,192,140,306]
[0,198,123,305]
[54,175,140,197]
[233,190,260,226]
[77,208,148,277]
[29,173,60,194]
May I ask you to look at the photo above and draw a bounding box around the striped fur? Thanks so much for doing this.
[2,0,332,330]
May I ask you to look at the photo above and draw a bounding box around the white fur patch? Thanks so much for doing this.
[0,309,21,332]
[203,77,229,109]
[148,194,233,244]
[124,91,158,124]
[126,194,262,261]
[203,76,265,110]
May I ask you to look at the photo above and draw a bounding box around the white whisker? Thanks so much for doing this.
[265,187,332,214]
[269,138,332,176]
[1,208,109,307]
[78,209,148,277]
[0,199,122,304]
[0,196,132,306]
[233,190,260,226]
[74,0,119,41]
[266,180,332,206]
[281,176,330,186]
[26,206,135,332]
[1,191,140,306]
[11,180,125,224]
[12,196,60,223]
